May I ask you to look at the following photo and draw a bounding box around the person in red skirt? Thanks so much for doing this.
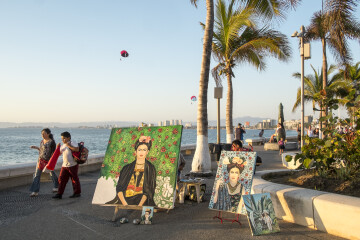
[53,131,81,199]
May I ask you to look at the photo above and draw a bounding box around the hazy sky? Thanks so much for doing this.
[1,0,359,124]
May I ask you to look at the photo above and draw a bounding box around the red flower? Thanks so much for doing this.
[118,166,121,169]
[138,127,143,131]
[158,128,163,133]
[161,147,166,152]
[151,138,155,142]
[148,128,152,132]
[249,167,252,170]
[155,145,158,149]
[116,150,120,154]
[150,157,157,162]
[121,148,126,152]
[131,135,137,140]
[119,137,123,141]
[168,144,172,147]
[245,173,248,177]
[219,165,222,168]
[108,141,111,144]
[140,132,144,136]
[124,159,128,163]
[173,141,177,145]
[245,181,248,184]
[116,129,122,134]
[101,164,105,167]
[166,170,170,174]
[241,178,244,181]
[129,130,133,134]
[170,158,176,163]
[165,135,169,140]
[172,129,178,134]
[158,170,162,175]
[165,154,169,159]
[249,157,252,160]
[162,161,166,164]
[115,172,120,178]
[131,144,135,148]
[245,192,249,195]
[216,175,219,178]
[132,152,136,156]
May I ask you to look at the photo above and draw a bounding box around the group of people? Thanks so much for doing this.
[268,123,286,155]
[30,128,81,199]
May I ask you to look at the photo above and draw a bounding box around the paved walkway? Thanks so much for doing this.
[0,146,345,240]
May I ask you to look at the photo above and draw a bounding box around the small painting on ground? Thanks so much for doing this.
[243,193,280,236]
[92,126,183,209]
[208,151,256,214]
[140,206,154,224]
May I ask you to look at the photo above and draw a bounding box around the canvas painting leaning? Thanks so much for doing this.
[208,151,256,214]
[92,126,183,210]
[243,193,280,236]
[140,206,154,224]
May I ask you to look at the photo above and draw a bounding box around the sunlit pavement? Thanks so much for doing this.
[0,147,345,240]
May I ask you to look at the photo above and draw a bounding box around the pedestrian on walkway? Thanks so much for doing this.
[53,131,81,199]
[29,128,59,197]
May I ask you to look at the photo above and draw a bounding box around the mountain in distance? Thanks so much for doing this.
[208,116,267,126]
[0,121,140,128]
[0,116,268,128]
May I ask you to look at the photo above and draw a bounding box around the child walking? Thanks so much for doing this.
[278,138,285,155]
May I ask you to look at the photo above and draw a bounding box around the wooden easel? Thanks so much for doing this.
[213,211,241,226]
[103,204,170,222]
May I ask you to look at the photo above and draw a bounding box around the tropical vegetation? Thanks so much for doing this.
[209,0,291,143]
[190,0,299,173]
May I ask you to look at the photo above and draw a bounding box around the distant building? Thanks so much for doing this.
[158,121,162,126]
[163,120,170,126]
[185,123,192,128]
[245,121,250,128]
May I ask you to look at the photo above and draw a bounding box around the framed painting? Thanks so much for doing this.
[140,206,154,224]
[243,193,280,236]
[92,126,183,209]
[208,151,256,214]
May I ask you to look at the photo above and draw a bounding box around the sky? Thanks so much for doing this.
[0,0,359,124]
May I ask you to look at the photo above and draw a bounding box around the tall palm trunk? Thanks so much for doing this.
[192,0,214,174]
[321,37,328,137]
[226,69,234,143]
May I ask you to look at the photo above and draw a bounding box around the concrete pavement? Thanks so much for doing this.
[0,146,346,240]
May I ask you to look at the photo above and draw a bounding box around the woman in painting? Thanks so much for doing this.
[106,136,156,206]
[212,157,245,212]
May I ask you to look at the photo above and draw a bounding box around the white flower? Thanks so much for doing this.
[223,157,230,165]
[162,183,174,198]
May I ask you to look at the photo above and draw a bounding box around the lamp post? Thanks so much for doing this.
[292,25,310,149]
[214,87,223,144]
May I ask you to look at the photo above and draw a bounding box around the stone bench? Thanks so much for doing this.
[264,142,279,150]
[245,137,266,146]
[285,142,298,150]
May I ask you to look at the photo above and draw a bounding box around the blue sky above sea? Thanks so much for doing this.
[0,0,359,124]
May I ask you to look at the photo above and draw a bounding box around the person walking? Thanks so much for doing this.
[29,128,59,197]
[53,131,81,199]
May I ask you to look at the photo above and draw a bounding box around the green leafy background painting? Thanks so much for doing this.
[93,126,183,209]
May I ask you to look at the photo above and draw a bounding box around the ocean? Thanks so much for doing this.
[0,127,296,166]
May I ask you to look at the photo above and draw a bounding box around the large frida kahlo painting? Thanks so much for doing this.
[243,193,280,236]
[92,126,183,209]
[208,151,256,214]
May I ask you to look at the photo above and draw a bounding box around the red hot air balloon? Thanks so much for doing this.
[191,96,197,104]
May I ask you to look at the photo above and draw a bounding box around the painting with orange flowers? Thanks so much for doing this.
[208,151,256,214]
[92,126,183,209]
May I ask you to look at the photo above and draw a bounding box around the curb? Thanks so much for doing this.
[252,170,360,240]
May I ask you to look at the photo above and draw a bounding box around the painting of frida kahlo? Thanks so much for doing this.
[208,151,256,214]
[92,126,183,209]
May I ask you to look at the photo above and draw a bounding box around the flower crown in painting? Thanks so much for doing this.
[139,136,151,143]
[223,156,246,166]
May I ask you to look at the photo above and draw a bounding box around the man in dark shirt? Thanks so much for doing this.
[235,123,246,141]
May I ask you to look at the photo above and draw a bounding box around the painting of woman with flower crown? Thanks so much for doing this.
[92,126,183,210]
[209,151,257,214]
[106,136,156,206]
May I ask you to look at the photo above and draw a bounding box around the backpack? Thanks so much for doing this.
[72,142,89,164]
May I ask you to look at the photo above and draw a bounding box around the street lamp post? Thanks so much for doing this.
[214,87,223,144]
[292,25,310,149]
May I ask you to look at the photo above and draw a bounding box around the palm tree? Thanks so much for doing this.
[190,0,299,174]
[305,0,360,130]
[210,0,291,143]
[335,62,360,123]
[190,0,215,175]
[292,64,347,120]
